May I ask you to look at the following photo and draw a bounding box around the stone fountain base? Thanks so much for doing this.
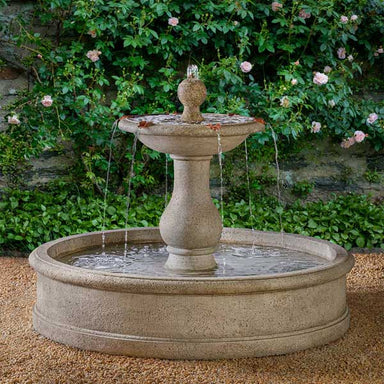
[29,228,354,360]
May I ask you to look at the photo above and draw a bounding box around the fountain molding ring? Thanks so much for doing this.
[29,66,354,359]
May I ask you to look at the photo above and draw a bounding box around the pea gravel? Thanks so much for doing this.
[1,253,383,384]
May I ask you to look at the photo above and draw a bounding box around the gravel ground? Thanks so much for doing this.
[1,253,383,384]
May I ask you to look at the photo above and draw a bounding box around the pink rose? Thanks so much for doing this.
[350,15,358,21]
[354,130,367,143]
[311,121,321,133]
[374,52,379,57]
[8,115,21,125]
[294,60,300,66]
[313,72,328,85]
[37,54,42,59]
[271,2,283,12]
[86,50,101,62]
[88,30,97,38]
[299,9,311,19]
[41,95,53,107]
[291,78,298,85]
[377,48,384,54]
[240,61,252,73]
[323,66,332,74]
[367,113,378,124]
[168,17,179,26]
[340,15,349,24]
[337,47,346,59]
[280,96,290,108]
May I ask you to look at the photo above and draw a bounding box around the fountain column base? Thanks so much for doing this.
[165,246,217,271]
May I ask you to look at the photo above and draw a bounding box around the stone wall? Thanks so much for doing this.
[211,138,384,202]
[278,138,384,202]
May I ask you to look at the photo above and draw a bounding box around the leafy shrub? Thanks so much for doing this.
[1,0,384,190]
[223,193,384,250]
[0,184,165,252]
[1,185,382,252]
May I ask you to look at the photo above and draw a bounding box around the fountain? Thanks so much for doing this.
[29,67,354,359]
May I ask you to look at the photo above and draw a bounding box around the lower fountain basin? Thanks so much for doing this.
[29,227,354,360]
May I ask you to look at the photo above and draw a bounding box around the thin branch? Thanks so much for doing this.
[31,66,42,84]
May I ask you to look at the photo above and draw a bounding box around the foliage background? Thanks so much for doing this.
[0,0,384,251]
[1,0,384,188]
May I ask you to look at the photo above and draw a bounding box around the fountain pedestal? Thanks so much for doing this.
[120,113,263,271]
[160,155,221,271]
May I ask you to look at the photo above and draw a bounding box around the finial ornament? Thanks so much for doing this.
[178,65,206,123]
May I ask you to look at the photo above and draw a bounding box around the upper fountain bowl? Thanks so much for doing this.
[119,113,265,157]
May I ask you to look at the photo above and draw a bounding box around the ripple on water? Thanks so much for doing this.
[59,243,332,278]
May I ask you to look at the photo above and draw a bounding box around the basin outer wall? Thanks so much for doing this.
[29,228,354,360]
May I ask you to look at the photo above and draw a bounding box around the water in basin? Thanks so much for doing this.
[60,243,331,277]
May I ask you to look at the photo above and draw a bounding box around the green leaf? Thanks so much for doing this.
[107,206,116,215]
[192,23,201,32]
[356,237,365,248]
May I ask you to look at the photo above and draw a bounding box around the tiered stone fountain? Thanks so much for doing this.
[29,68,354,359]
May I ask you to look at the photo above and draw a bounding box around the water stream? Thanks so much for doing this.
[101,119,119,254]
[165,154,169,208]
[270,127,285,246]
[123,132,139,256]
[216,131,225,273]
[244,138,257,252]
[243,128,285,249]
[216,131,224,221]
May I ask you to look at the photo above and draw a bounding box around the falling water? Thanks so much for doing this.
[244,139,257,252]
[270,127,285,245]
[165,154,169,208]
[217,131,224,221]
[217,131,225,274]
[101,119,119,255]
[124,132,139,256]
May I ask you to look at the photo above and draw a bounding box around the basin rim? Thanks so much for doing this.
[118,114,265,137]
